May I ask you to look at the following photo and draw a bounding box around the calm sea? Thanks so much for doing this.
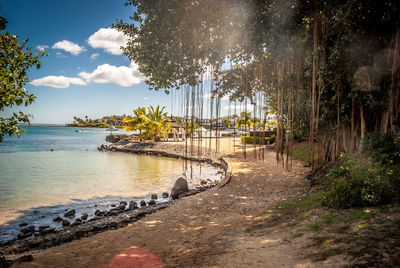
[0,125,221,242]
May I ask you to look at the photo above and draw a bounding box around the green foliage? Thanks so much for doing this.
[123,105,171,141]
[241,134,275,144]
[0,16,46,142]
[67,115,126,128]
[362,132,400,165]
[324,154,400,208]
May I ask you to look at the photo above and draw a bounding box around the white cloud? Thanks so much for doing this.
[90,53,99,60]
[78,62,144,87]
[56,52,67,58]
[88,28,129,55]
[52,40,86,55]
[36,45,49,50]
[30,76,87,88]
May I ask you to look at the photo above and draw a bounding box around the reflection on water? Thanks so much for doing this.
[0,151,220,224]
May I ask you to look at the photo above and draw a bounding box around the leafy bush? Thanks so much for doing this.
[324,154,398,208]
[362,132,400,165]
[241,134,275,144]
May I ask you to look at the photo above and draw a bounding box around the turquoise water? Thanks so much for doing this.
[0,126,221,242]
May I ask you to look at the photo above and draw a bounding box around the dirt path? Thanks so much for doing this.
[12,139,345,267]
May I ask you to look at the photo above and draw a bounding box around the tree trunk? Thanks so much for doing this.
[309,0,318,169]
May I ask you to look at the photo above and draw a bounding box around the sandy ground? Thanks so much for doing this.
[11,137,347,267]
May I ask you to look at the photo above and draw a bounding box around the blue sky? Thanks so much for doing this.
[0,0,175,124]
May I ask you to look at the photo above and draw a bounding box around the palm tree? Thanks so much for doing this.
[139,105,171,141]
[235,111,252,131]
[123,107,146,134]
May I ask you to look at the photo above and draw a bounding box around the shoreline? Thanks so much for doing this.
[1,139,231,264]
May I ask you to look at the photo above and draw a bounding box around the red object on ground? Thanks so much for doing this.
[50,148,54,151]
[109,248,164,268]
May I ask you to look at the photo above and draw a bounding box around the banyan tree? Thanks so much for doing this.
[114,0,400,169]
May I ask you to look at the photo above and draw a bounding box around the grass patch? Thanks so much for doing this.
[320,212,337,225]
[292,232,305,238]
[309,223,322,231]
[307,247,346,261]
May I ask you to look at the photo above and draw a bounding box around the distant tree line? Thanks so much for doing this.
[65,115,128,128]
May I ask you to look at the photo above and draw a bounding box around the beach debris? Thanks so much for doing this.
[20,226,35,234]
[148,200,156,206]
[62,220,70,227]
[128,201,138,210]
[53,216,63,222]
[140,200,147,207]
[50,148,53,151]
[170,177,189,199]
[64,209,76,218]
[19,222,28,227]
[162,192,169,198]
[151,194,158,200]
[81,213,88,221]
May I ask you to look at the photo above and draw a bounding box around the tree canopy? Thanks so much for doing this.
[115,0,400,166]
[0,16,46,142]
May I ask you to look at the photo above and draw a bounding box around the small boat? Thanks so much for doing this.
[75,129,83,132]
[105,126,118,133]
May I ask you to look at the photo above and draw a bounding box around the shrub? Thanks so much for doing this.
[241,134,275,144]
[362,132,400,165]
[324,154,397,208]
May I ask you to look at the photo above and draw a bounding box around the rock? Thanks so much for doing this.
[39,227,55,235]
[109,208,122,213]
[62,220,70,227]
[106,134,129,143]
[94,209,102,216]
[81,213,88,221]
[19,222,28,227]
[111,204,116,207]
[53,216,63,222]
[38,225,49,232]
[17,233,32,240]
[109,211,120,216]
[140,200,146,207]
[117,203,126,210]
[71,221,82,227]
[151,194,158,200]
[200,179,207,185]
[16,254,33,263]
[88,216,101,222]
[162,192,169,198]
[75,218,82,222]
[64,209,76,218]
[128,201,138,210]
[148,200,156,206]
[170,177,189,199]
[120,201,128,206]
[21,226,35,234]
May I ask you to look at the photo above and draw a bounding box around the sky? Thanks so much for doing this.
[0,0,178,124]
